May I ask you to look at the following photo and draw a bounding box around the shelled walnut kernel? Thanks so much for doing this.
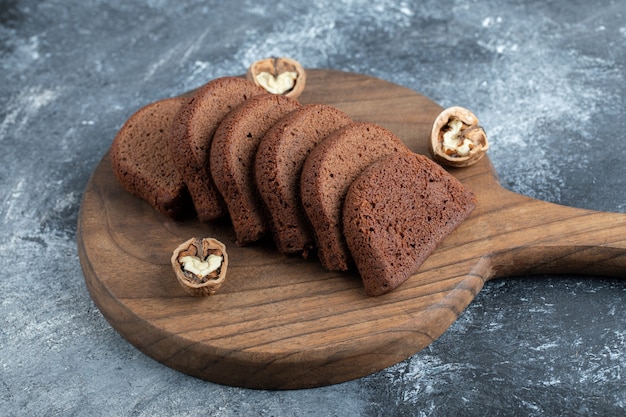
[246,57,306,99]
[429,106,489,168]
[171,237,228,296]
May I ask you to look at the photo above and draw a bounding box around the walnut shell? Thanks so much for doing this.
[428,106,489,168]
[246,57,306,99]
[171,237,228,296]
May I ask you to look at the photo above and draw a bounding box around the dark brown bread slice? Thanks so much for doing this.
[343,152,476,296]
[110,97,192,219]
[255,104,353,256]
[169,77,267,222]
[300,122,410,271]
[210,94,301,245]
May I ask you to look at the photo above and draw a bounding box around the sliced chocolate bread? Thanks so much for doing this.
[169,77,267,222]
[300,122,409,271]
[210,94,301,245]
[255,104,353,256]
[110,97,192,219]
[343,152,476,296]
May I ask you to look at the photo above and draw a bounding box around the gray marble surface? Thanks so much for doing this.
[1,0,625,415]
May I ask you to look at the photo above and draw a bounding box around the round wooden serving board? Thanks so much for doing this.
[77,69,626,389]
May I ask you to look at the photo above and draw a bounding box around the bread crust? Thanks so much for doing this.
[343,152,476,296]
[110,97,192,219]
[169,77,267,222]
[255,104,353,256]
[300,122,409,271]
[210,94,301,245]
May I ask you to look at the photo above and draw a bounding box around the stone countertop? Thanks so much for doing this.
[1,0,625,415]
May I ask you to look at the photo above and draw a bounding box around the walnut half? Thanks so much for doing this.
[171,237,228,296]
[429,106,489,168]
[246,57,306,99]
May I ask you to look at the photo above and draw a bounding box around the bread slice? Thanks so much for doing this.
[255,104,353,256]
[300,122,409,271]
[110,97,191,219]
[210,94,301,245]
[169,77,267,222]
[343,152,476,296]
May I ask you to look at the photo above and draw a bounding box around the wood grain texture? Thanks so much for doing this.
[77,69,626,389]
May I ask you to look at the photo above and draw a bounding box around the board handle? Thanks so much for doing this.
[475,188,626,281]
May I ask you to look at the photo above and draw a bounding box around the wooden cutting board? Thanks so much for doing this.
[77,69,626,389]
